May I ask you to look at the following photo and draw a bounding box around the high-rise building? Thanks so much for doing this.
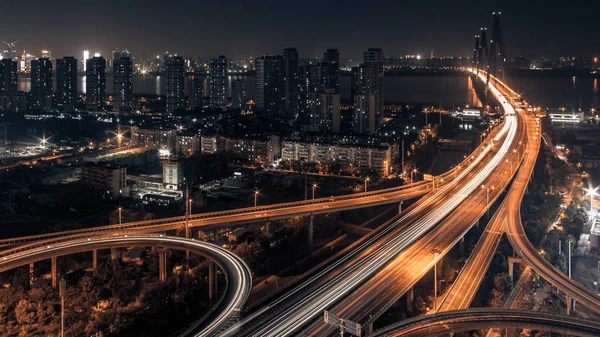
[30,58,53,111]
[0,59,18,94]
[363,48,384,119]
[231,78,246,110]
[208,55,228,110]
[320,49,340,93]
[313,90,340,133]
[283,48,299,117]
[298,64,319,126]
[188,73,203,110]
[56,57,78,112]
[113,50,133,111]
[85,56,106,111]
[255,55,285,115]
[165,55,185,113]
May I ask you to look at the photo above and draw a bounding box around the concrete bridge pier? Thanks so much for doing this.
[158,248,167,283]
[308,213,314,254]
[398,200,404,214]
[209,260,218,302]
[264,221,271,237]
[110,247,118,260]
[566,295,576,315]
[92,249,98,272]
[29,263,35,286]
[508,256,522,285]
[406,286,414,311]
[506,328,517,337]
[459,235,465,254]
[51,256,57,288]
[366,322,374,336]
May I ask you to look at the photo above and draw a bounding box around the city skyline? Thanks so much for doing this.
[1,0,598,60]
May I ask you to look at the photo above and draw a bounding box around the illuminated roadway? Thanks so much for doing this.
[221,69,521,336]
[369,309,600,337]
[304,70,527,336]
[0,235,252,337]
[437,81,540,312]
[0,180,438,250]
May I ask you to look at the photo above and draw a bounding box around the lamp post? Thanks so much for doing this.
[312,183,317,200]
[364,177,370,193]
[254,190,259,208]
[118,206,122,225]
[568,240,573,279]
[430,248,441,313]
[584,185,599,221]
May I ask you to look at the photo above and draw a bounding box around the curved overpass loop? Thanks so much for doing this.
[370,309,600,337]
[0,236,252,337]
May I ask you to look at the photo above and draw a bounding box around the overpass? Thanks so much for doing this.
[303,69,529,336]
[0,235,252,337]
[222,68,523,336]
[370,309,600,337]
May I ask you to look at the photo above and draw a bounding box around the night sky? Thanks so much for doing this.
[1,0,598,60]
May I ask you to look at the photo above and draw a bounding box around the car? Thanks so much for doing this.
[329,196,335,202]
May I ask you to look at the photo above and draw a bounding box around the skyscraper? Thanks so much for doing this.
[113,50,133,111]
[283,48,299,117]
[56,57,78,112]
[320,49,340,93]
[165,55,185,113]
[363,48,384,119]
[298,64,319,126]
[86,56,106,111]
[30,58,53,111]
[0,59,18,94]
[351,65,372,134]
[255,55,285,116]
[188,72,203,110]
[314,90,340,133]
[231,78,246,110]
[208,56,228,110]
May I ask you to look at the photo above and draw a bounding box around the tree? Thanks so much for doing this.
[15,299,37,326]
[493,273,513,293]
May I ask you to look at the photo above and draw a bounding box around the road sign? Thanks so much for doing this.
[423,174,434,181]
[324,311,362,337]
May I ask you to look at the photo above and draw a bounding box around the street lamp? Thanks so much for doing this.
[118,206,123,225]
[312,183,317,200]
[430,248,441,313]
[584,185,599,221]
[254,190,259,208]
[365,177,370,192]
[568,239,573,279]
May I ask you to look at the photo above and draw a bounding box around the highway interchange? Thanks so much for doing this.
[1,70,600,336]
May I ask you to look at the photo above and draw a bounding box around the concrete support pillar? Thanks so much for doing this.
[110,247,117,260]
[51,256,57,288]
[566,295,572,315]
[407,286,414,311]
[459,235,465,254]
[308,214,314,254]
[265,221,271,236]
[366,323,373,336]
[158,248,167,283]
[506,328,517,337]
[209,260,217,302]
[92,249,98,271]
[29,263,35,286]
[398,201,404,214]
[508,256,522,285]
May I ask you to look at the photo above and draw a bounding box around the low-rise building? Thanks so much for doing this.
[281,141,393,176]
[81,162,127,196]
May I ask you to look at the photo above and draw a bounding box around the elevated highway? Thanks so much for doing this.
[370,309,600,337]
[0,236,252,337]
[222,69,522,336]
